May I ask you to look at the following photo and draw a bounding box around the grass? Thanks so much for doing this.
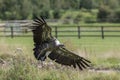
[0,24,120,79]
[0,37,120,80]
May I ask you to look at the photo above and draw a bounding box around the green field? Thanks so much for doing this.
[0,37,120,80]
[0,24,120,80]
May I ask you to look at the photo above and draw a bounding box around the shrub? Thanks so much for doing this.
[97,5,111,22]
[40,9,50,18]
[114,9,120,22]
[53,10,61,19]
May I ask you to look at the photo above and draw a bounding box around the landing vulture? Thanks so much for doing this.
[32,16,91,70]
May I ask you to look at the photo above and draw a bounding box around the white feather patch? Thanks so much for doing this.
[55,39,61,46]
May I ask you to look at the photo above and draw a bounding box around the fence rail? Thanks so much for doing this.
[0,25,120,39]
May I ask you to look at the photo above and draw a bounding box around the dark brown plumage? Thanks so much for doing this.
[32,16,91,70]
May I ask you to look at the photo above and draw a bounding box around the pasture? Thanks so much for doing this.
[0,36,120,80]
[0,23,120,80]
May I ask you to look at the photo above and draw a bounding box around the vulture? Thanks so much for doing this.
[32,16,91,70]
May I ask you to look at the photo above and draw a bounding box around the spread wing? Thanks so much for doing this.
[32,16,53,45]
[32,16,91,70]
[48,46,91,70]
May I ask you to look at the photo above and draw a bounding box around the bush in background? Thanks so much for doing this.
[97,5,111,22]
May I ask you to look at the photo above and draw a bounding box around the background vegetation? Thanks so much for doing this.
[0,0,120,23]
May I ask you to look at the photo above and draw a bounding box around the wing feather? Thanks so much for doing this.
[48,46,91,70]
[77,62,83,70]
[34,16,45,24]
[32,16,53,44]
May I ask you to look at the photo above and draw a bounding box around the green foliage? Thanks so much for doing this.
[40,9,50,18]
[97,5,111,22]
[80,0,93,10]
[52,10,61,19]
[114,9,120,22]
[0,0,32,20]
[103,0,119,9]
[97,4,120,23]
[61,10,97,24]
[0,0,120,21]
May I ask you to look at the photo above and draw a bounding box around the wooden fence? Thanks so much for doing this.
[0,25,120,39]
[52,26,120,39]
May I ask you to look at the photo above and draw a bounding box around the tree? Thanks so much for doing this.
[53,9,61,19]
[0,0,32,20]
[0,0,18,20]
[114,9,120,22]
[103,0,119,9]
[97,5,111,22]
[19,0,32,19]
[32,0,50,18]
[79,0,93,10]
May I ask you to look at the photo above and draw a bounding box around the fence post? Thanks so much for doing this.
[11,27,14,38]
[55,26,58,38]
[78,26,80,39]
[101,26,104,39]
